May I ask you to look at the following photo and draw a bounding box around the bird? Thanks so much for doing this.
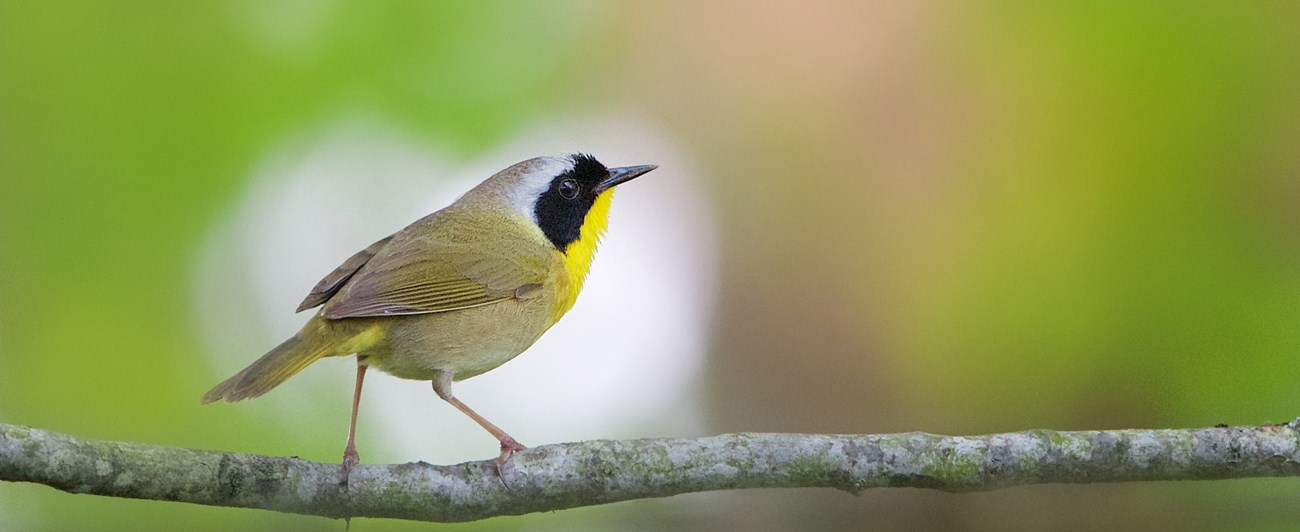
[201,153,656,477]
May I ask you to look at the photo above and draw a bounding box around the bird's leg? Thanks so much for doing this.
[341,356,368,486]
[432,372,526,468]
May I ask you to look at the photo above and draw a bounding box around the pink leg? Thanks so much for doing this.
[342,356,368,484]
[431,372,526,467]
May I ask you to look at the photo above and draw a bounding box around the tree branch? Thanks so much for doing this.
[3,422,1300,522]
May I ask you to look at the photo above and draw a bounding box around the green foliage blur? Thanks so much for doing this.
[3,2,1300,530]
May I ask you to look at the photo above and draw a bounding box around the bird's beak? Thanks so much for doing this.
[595,164,657,193]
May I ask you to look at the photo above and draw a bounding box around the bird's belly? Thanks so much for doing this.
[361,297,554,382]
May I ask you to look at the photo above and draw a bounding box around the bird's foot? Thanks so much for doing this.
[497,436,526,464]
[341,446,361,488]
[493,437,526,481]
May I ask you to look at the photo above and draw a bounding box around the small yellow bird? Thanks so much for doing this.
[202,154,656,473]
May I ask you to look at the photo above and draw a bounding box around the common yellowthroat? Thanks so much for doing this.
[202,154,656,473]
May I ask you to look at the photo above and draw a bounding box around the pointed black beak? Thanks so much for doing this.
[595,164,657,193]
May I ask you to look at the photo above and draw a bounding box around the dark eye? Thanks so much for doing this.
[558,178,580,199]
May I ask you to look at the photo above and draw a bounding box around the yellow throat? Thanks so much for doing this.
[554,189,615,320]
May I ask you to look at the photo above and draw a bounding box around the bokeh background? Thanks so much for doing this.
[3,1,1300,530]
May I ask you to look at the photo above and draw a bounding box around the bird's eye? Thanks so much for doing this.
[558,178,580,200]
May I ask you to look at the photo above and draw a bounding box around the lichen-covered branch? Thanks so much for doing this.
[3,422,1300,522]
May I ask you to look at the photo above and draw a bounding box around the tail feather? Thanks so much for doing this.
[201,335,332,403]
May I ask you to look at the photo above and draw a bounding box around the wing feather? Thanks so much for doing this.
[296,236,394,312]
[318,211,555,319]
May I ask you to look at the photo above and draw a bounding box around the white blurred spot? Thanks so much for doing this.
[194,115,717,463]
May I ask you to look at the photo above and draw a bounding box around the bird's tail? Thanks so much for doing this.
[201,333,335,404]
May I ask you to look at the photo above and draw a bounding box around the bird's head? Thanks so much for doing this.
[477,153,657,253]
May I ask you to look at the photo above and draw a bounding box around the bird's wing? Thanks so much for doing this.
[296,235,395,312]
[319,222,553,319]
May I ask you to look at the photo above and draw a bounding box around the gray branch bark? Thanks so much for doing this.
[3,422,1300,523]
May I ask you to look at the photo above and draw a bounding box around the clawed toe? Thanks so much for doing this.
[341,448,361,487]
[497,437,526,463]
[493,437,526,480]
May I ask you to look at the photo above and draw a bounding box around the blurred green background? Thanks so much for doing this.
[4,1,1300,530]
